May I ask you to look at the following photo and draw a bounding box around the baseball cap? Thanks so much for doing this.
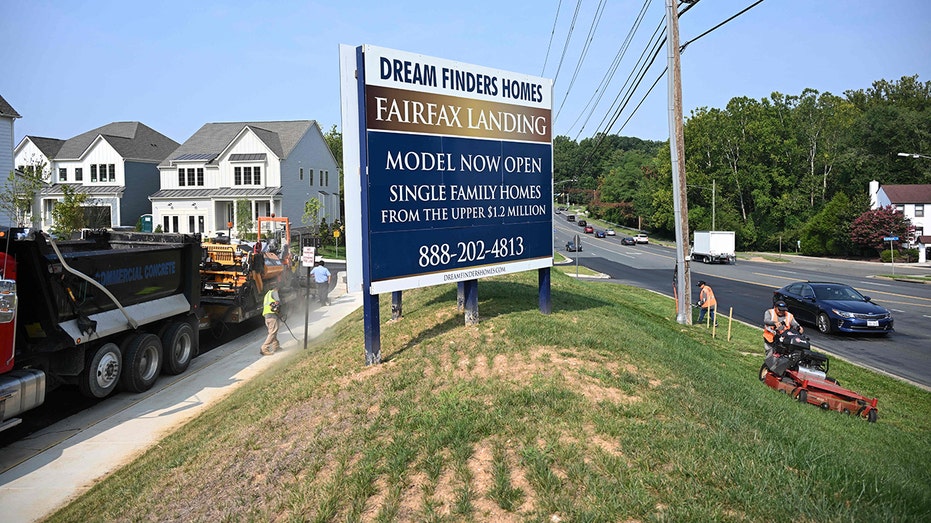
[775,301,788,310]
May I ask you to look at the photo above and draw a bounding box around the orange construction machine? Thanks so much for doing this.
[199,216,293,334]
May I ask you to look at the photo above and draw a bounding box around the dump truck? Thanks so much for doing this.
[0,227,202,433]
[199,216,294,335]
[691,230,736,264]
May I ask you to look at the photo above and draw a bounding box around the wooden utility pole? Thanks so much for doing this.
[666,0,692,324]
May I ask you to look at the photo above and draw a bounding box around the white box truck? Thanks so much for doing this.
[691,231,736,264]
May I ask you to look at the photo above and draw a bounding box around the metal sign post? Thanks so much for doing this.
[884,236,899,276]
[301,245,316,349]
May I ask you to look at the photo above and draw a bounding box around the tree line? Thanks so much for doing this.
[555,75,930,257]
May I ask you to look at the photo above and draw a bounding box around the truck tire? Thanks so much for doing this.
[78,343,122,399]
[162,320,197,375]
[120,333,163,393]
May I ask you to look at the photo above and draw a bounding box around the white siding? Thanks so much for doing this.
[13,139,53,178]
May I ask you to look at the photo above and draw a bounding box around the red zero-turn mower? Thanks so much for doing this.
[759,329,878,422]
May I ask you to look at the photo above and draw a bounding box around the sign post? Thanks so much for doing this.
[301,245,316,350]
[884,236,899,276]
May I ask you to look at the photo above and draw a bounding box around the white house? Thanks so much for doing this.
[14,122,179,231]
[152,120,340,238]
[869,180,931,263]
[0,94,22,227]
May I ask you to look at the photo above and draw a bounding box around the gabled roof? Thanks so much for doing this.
[0,94,21,118]
[23,136,66,159]
[55,122,179,162]
[879,184,931,205]
[161,120,316,167]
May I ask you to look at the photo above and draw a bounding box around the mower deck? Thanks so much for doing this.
[759,364,878,422]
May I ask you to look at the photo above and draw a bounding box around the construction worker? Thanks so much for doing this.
[260,280,281,356]
[310,259,331,306]
[763,301,803,357]
[696,280,717,326]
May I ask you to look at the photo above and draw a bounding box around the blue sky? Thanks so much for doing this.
[3,0,929,146]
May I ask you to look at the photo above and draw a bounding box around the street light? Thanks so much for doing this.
[897,152,931,159]
[555,178,577,207]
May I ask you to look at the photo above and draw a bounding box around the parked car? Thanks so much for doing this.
[584,225,594,234]
[772,281,894,334]
[595,229,606,238]
[577,219,588,227]
[605,228,616,236]
[620,236,636,245]
[634,233,649,244]
[565,241,582,252]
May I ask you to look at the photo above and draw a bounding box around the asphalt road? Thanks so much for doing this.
[554,217,931,389]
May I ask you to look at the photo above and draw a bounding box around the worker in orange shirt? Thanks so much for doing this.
[696,280,717,326]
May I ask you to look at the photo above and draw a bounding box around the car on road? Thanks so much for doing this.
[634,233,649,244]
[567,215,576,222]
[584,225,594,234]
[565,241,582,252]
[605,228,616,236]
[772,281,894,334]
[620,236,636,245]
[578,219,588,227]
[595,229,606,238]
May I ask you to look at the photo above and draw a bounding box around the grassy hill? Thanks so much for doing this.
[50,271,931,522]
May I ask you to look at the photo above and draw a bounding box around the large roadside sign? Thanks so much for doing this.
[348,45,554,295]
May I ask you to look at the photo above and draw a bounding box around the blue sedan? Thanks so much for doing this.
[772,281,893,334]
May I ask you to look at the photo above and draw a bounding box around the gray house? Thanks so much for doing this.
[153,120,340,238]
[0,95,22,227]
[15,122,179,230]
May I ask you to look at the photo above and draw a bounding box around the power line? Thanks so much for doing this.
[680,0,766,53]
[555,0,608,120]
[551,0,584,84]
[541,0,564,76]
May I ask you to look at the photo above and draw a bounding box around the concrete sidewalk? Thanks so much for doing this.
[0,285,362,523]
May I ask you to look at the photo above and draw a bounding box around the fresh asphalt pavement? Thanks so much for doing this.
[0,273,361,523]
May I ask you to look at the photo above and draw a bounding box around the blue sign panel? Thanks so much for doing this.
[358,46,554,294]
[883,236,899,241]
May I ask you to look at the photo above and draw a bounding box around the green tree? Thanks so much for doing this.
[1,160,49,227]
[235,199,253,238]
[302,197,322,229]
[800,192,859,256]
[49,185,89,238]
[323,124,344,216]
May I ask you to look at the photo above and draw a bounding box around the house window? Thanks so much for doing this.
[172,216,179,233]
[300,167,303,180]
[178,169,186,186]
[189,216,195,233]
[896,204,904,213]
[234,167,242,185]
[325,170,329,186]
[916,204,924,218]
[319,171,324,186]
[309,169,314,186]
[198,215,205,233]
[244,167,253,185]
[108,164,115,181]
[75,167,83,181]
[59,168,67,182]
[227,202,234,222]
[163,216,170,232]
[91,165,98,182]
[254,166,261,184]
[197,168,204,186]
[187,168,195,186]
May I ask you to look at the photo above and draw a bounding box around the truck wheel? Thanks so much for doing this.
[120,333,163,393]
[162,321,197,375]
[78,343,122,399]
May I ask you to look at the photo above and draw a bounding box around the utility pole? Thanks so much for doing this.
[667,0,692,324]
